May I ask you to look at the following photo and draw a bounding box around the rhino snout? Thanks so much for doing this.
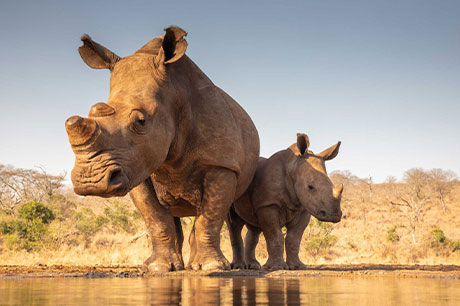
[317,208,342,223]
[71,165,129,197]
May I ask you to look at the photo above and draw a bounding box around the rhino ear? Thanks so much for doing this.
[319,141,341,161]
[296,133,310,155]
[156,26,188,65]
[78,35,121,71]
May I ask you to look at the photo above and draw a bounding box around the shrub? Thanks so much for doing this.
[104,201,136,233]
[74,208,108,240]
[304,218,338,258]
[18,201,55,224]
[386,225,400,243]
[431,228,446,243]
[305,234,338,258]
[0,201,55,251]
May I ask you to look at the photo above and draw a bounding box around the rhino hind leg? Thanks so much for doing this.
[244,224,261,269]
[174,217,185,266]
[285,211,311,270]
[188,168,237,271]
[227,205,246,269]
[130,178,184,273]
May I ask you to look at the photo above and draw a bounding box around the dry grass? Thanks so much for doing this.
[1,179,460,267]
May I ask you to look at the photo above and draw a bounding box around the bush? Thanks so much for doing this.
[104,201,136,233]
[18,201,54,224]
[304,218,338,258]
[305,235,338,258]
[0,201,55,251]
[386,225,400,243]
[431,228,446,244]
[74,208,108,240]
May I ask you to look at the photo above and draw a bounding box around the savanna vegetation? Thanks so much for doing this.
[0,163,459,266]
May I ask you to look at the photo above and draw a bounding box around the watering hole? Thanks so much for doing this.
[1,275,460,305]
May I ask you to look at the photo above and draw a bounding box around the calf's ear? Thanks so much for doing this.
[319,141,341,161]
[296,133,310,155]
[78,35,121,70]
[155,26,188,66]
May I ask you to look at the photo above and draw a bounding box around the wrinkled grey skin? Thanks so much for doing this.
[65,26,260,272]
[228,133,342,270]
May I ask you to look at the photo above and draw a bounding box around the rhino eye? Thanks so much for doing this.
[129,110,147,134]
[308,185,315,190]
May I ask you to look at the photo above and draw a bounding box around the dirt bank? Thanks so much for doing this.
[1,264,459,280]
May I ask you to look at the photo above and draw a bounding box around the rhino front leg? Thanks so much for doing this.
[188,168,237,271]
[285,211,311,270]
[257,206,288,271]
[129,178,184,272]
[227,206,246,269]
[244,224,261,269]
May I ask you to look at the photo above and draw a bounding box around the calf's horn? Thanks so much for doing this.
[333,184,343,199]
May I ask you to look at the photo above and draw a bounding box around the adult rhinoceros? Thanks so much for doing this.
[65,26,260,272]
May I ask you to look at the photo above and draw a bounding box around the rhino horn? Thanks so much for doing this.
[333,184,343,199]
[65,116,98,146]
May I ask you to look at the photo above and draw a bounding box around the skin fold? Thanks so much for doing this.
[228,133,343,271]
[65,26,260,272]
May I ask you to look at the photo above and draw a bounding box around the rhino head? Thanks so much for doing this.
[65,27,188,197]
[289,133,343,223]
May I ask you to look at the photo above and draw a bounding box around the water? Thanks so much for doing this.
[1,276,459,305]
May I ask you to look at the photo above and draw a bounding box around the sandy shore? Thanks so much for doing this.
[1,264,459,280]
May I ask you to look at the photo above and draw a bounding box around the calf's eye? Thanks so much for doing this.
[308,185,315,190]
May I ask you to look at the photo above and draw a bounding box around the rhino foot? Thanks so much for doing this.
[230,260,246,270]
[287,259,307,270]
[245,259,261,270]
[143,253,184,273]
[263,259,289,271]
[188,254,231,271]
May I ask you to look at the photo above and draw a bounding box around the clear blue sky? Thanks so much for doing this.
[1,0,459,182]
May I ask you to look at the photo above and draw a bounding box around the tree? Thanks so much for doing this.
[0,164,66,211]
[329,170,363,186]
[389,168,431,244]
[427,168,456,212]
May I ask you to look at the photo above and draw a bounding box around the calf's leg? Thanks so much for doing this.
[257,206,288,271]
[244,224,261,269]
[227,206,246,269]
[285,211,311,270]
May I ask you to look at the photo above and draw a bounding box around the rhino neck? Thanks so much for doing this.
[281,150,303,209]
[162,55,215,166]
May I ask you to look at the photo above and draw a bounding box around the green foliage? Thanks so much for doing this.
[386,225,400,243]
[18,201,55,224]
[104,201,136,233]
[431,228,446,243]
[4,234,20,250]
[304,217,338,258]
[305,234,338,258]
[429,227,460,254]
[47,194,77,221]
[0,220,16,235]
[74,208,108,239]
[0,201,55,251]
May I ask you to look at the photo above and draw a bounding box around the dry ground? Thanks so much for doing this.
[1,264,459,280]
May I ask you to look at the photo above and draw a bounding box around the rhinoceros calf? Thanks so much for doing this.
[228,133,342,270]
[65,27,259,272]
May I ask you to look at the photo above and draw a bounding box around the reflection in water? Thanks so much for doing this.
[1,276,460,305]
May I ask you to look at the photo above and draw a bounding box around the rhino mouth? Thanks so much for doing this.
[315,209,342,223]
[72,165,130,197]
